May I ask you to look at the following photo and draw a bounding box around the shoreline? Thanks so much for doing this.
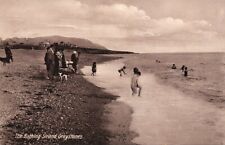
[122,52,225,108]
[84,57,225,145]
[1,50,224,144]
[82,59,140,145]
[103,101,138,145]
[81,56,138,145]
[1,50,135,145]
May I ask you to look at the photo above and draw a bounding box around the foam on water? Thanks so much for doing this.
[82,59,225,145]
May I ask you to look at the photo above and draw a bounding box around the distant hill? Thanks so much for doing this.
[1,36,133,54]
[4,35,107,50]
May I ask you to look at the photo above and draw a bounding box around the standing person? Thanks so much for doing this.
[59,42,67,68]
[91,62,97,76]
[131,67,142,96]
[61,51,67,68]
[44,45,55,80]
[57,50,63,68]
[181,65,185,72]
[4,42,13,62]
[118,66,127,76]
[183,66,194,77]
[77,52,81,72]
[53,43,60,76]
[71,51,79,74]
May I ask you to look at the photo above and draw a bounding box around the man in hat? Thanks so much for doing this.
[44,44,55,80]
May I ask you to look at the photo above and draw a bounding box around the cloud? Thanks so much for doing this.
[0,0,223,52]
[148,18,214,38]
[93,4,150,24]
[0,0,215,38]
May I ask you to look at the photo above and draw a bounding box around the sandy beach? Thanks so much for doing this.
[0,49,131,145]
[0,49,224,145]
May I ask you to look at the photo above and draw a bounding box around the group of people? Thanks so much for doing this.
[180,65,193,77]
[2,42,142,97]
[44,43,80,80]
[91,63,142,96]
[171,63,192,77]
[46,46,142,96]
[117,66,142,96]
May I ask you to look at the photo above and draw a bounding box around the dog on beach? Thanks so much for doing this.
[0,57,10,66]
[59,72,68,82]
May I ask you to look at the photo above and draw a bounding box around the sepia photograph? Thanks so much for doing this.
[0,0,224,144]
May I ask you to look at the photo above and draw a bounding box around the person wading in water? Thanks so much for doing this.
[131,67,142,96]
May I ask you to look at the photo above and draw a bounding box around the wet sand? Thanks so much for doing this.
[103,101,138,145]
[82,56,225,145]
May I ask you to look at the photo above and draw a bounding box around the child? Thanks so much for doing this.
[91,62,97,76]
[183,66,193,77]
[131,67,142,96]
[181,65,185,72]
[118,66,127,76]
[171,64,177,69]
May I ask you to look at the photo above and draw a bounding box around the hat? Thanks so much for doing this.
[73,51,77,54]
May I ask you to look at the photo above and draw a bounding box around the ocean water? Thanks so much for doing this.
[82,59,225,145]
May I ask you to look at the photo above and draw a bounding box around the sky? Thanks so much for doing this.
[0,0,224,52]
